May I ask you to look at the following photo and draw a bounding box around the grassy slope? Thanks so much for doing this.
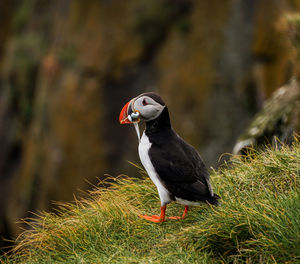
[2,140,300,264]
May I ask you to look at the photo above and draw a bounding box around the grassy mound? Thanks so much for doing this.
[2,140,300,263]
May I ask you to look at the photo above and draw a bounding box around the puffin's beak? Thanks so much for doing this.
[120,98,141,124]
[119,100,133,124]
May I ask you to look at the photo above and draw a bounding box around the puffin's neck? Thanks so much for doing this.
[145,107,171,135]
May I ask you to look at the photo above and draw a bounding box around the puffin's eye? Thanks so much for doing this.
[142,99,148,106]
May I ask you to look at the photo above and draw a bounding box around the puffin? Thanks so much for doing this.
[119,92,220,223]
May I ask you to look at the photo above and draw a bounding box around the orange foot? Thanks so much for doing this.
[168,206,189,220]
[139,214,164,223]
[139,205,166,223]
[168,216,182,220]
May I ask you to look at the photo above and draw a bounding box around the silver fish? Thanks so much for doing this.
[127,111,140,123]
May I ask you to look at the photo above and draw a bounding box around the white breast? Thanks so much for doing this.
[138,131,172,206]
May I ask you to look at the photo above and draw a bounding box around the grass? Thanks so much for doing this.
[2,139,300,263]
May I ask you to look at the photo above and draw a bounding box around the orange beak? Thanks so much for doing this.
[119,100,133,124]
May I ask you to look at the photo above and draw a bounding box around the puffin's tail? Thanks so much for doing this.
[207,193,221,206]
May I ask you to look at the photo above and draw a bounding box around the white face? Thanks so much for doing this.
[132,95,165,122]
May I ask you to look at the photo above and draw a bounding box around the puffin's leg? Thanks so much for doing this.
[168,206,189,220]
[139,205,166,223]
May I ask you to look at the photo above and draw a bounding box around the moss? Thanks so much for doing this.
[233,80,300,153]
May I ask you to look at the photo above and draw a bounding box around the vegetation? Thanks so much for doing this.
[2,139,299,263]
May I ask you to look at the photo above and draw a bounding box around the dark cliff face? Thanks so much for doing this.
[0,0,299,249]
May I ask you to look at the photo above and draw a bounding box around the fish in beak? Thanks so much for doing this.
[119,99,140,124]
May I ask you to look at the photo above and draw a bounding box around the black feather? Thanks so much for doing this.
[146,107,220,205]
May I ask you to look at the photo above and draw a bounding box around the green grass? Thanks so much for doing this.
[2,139,300,263]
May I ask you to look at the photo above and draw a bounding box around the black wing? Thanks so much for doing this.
[148,129,214,202]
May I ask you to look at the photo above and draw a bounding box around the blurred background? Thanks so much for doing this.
[0,0,300,252]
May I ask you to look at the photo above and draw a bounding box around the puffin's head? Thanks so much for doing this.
[119,92,165,124]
